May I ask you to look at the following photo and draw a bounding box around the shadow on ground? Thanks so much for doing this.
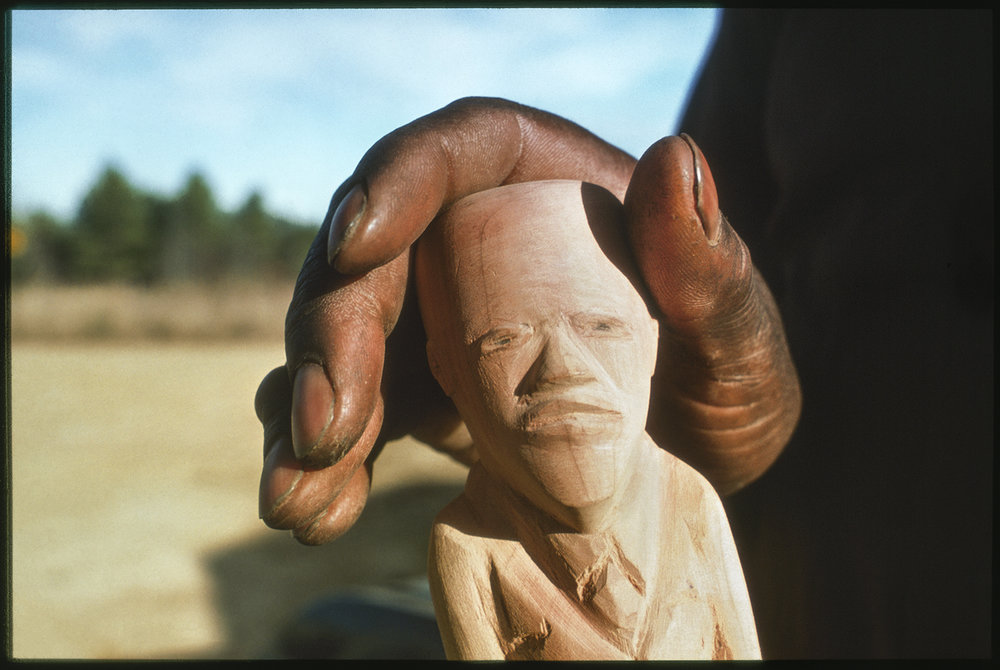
[204,480,464,659]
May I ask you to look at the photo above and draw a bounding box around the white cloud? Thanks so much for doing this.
[10,46,67,90]
[11,7,720,222]
[60,8,168,51]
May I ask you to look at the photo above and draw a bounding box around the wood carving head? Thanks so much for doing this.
[416,180,659,532]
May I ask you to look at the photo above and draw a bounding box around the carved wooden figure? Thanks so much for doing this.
[415,180,760,661]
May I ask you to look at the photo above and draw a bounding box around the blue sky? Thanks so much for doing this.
[11,8,720,223]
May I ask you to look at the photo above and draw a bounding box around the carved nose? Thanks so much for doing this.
[519,327,596,394]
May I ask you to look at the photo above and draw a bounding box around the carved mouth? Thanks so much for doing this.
[520,398,623,434]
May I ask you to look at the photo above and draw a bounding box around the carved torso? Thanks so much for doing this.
[429,440,759,660]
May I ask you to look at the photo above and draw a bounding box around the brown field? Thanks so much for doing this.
[10,282,296,342]
[9,285,469,659]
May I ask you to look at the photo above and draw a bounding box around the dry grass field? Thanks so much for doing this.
[10,282,295,342]
[9,284,469,659]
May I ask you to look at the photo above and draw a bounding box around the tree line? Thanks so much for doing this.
[11,165,319,285]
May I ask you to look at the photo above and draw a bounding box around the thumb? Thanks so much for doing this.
[624,134,801,494]
[624,134,754,335]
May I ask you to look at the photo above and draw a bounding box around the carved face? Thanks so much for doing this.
[418,181,658,530]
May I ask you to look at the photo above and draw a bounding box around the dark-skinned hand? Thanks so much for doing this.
[254,97,801,545]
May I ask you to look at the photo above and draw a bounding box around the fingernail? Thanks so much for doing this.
[291,363,335,460]
[327,182,367,266]
[680,133,721,245]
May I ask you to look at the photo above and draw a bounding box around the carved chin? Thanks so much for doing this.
[520,442,619,512]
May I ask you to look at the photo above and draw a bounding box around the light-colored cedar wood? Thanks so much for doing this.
[415,180,759,660]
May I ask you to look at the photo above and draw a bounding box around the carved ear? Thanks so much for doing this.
[426,339,454,398]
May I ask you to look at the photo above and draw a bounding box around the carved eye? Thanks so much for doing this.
[488,332,515,349]
[478,324,532,355]
[572,313,630,338]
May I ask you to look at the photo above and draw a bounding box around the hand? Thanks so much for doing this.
[255,98,801,545]
[255,97,636,544]
[624,134,801,494]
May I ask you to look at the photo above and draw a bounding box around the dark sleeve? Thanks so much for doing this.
[678,9,788,270]
[677,9,993,659]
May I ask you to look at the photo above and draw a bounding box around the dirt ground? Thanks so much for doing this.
[9,340,468,659]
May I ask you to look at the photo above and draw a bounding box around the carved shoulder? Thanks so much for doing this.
[660,448,761,659]
[428,495,506,660]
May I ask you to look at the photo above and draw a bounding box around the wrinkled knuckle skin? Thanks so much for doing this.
[284,276,371,377]
[292,465,372,546]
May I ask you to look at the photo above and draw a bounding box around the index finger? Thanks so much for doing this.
[326,96,637,276]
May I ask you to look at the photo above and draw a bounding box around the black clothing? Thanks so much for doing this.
[680,9,992,658]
